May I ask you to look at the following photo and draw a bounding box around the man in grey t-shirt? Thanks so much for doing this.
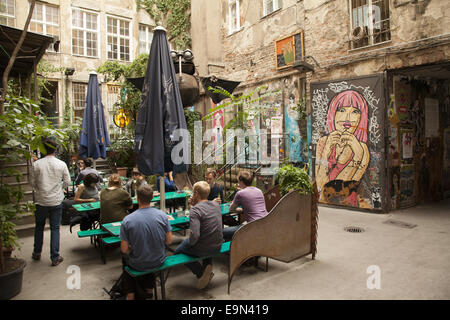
[175,181,223,290]
[120,184,173,300]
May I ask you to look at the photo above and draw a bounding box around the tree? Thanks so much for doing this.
[137,0,191,49]
[0,0,36,115]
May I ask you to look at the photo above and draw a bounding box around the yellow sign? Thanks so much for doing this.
[113,109,131,128]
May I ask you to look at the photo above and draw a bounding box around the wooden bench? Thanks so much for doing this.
[125,241,231,299]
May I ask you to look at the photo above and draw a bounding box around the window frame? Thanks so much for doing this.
[106,15,132,62]
[0,0,16,27]
[228,0,241,35]
[71,7,99,58]
[349,0,391,50]
[262,0,281,18]
[72,82,88,120]
[29,1,60,52]
[138,24,153,55]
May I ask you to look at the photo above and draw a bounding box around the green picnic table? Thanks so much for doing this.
[71,190,192,212]
[102,202,233,237]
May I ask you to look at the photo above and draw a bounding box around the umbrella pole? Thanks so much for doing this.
[160,175,166,212]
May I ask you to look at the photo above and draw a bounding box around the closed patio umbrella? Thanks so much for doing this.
[135,26,189,211]
[79,71,110,160]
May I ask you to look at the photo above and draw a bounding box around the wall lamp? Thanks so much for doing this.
[64,67,75,76]
[293,56,321,73]
[170,49,194,80]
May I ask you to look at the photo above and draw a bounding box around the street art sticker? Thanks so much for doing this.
[311,75,385,210]
[400,164,415,208]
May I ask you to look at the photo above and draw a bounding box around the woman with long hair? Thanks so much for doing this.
[315,90,370,204]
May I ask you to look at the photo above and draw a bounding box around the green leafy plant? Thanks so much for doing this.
[137,0,191,49]
[275,163,313,196]
[106,132,136,171]
[0,94,69,273]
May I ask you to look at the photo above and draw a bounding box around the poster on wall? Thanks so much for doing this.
[394,79,411,123]
[310,74,385,210]
[425,98,439,138]
[400,164,415,208]
[401,129,413,159]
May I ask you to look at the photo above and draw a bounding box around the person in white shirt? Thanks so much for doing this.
[30,138,71,266]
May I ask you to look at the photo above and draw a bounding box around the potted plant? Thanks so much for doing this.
[275,163,313,196]
[107,134,136,177]
[0,94,69,299]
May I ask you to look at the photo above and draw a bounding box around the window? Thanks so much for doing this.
[350,0,391,49]
[263,0,281,17]
[72,83,87,119]
[139,24,153,55]
[228,0,241,35]
[0,0,15,27]
[29,2,59,52]
[107,16,131,61]
[106,84,121,131]
[72,8,98,57]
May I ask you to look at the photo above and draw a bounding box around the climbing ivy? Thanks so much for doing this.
[137,0,191,49]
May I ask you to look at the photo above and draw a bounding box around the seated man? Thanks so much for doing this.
[223,171,268,241]
[205,168,239,227]
[205,168,224,203]
[126,167,148,198]
[156,171,177,192]
[120,184,173,300]
[175,181,223,290]
[74,157,101,190]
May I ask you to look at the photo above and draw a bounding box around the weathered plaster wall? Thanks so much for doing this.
[214,0,450,86]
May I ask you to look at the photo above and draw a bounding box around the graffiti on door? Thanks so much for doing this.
[311,75,385,210]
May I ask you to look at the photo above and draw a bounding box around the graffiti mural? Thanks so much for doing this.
[311,75,385,210]
[285,94,303,163]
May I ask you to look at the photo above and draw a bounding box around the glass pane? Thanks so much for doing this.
[33,2,43,21]
[108,35,118,59]
[46,5,58,25]
[72,30,84,55]
[86,12,97,30]
[47,25,59,36]
[120,20,129,36]
[120,38,129,61]
[72,9,83,28]
[6,0,14,15]
[107,17,116,34]
[86,32,97,57]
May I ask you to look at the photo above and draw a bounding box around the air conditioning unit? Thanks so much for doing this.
[351,26,367,41]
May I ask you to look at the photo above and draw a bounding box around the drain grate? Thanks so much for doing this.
[344,226,365,233]
[383,219,417,229]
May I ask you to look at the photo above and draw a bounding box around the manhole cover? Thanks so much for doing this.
[344,226,365,233]
[383,219,417,229]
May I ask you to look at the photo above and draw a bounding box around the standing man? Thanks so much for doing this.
[120,184,173,300]
[175,181,223,289]
[30,138,71,266]
[223,171,268,241]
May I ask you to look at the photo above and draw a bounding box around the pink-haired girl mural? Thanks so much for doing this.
[315,89,370,207]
